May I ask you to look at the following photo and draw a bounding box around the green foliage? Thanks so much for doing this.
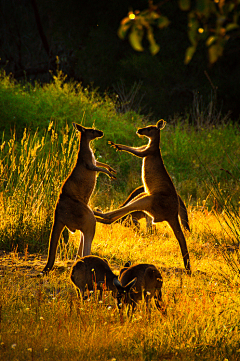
[119,0,240,64]
[118,6,170,56]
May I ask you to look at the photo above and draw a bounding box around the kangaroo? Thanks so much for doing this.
[118,186,190,232]
[94,120,191,273]
[70,255,118,299]
[42,123,116,273]
[113,263,163,313]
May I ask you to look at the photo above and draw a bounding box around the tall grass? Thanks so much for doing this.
[202,159,240,283]
[0,123,78,252]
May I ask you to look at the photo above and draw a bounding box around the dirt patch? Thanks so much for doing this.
[0,250,75,277]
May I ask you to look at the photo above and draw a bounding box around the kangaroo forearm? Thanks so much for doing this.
[87,163,109,173]
[115,144,148,158]
[96,161,116,173]
[86,164,116,179]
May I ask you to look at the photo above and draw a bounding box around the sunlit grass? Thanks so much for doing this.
[1,211,240,360]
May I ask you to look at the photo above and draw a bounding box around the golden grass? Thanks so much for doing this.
[1,208,240,360]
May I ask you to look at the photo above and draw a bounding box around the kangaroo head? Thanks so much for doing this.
[137,119,166,139]
[73,123,104,140]
[113,277,137,308]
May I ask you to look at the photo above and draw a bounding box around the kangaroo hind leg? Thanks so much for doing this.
[76,232,84,259]
[78,209,96,257]
[95,195,153,223]
[43,219,65,273]
[167,216,191,273]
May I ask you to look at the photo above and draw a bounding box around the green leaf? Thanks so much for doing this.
[208,43,224,64]
[184,46,196,64]
[188,13,199,46]
[206,35,216,47]
[149,42,160,55]
[225,23,239,32]
[157,15,170,28]
[118,18,132,39]
[129,27,144,52]
[147,27,160,55]
[179,0,191,11]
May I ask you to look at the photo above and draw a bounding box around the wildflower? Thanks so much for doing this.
[27,348,32,352]
[11,344,17,349]
[44,348,48,352]
[99,300,103,304]
[146,291,151,296]
[90,290,94,294]
[40,316,44,320]
[107,306,112,310]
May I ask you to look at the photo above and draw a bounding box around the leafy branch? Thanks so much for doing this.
[118,0,240,64]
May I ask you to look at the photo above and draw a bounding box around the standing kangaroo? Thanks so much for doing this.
[43,123,116,273]
[94,120,191,273]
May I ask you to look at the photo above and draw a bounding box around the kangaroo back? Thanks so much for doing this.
[70,255,117,298]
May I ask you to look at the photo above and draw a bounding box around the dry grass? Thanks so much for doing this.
[1,208,240,360]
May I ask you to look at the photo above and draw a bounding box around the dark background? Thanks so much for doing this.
[1,0,240,121]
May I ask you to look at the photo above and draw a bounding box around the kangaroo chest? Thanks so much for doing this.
[63,147,97,204]
[142,155,174,194]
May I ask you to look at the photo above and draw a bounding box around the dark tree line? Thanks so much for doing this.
[0,0,240,121]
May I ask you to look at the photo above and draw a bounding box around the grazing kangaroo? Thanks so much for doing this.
[118,185,190,232]
[42,123,116,273]
[94,120,191,273]
[70,255,118,299]
[114,263,163,313]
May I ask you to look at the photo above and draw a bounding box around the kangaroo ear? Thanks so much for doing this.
[113,278,122,289]
[73,123,85,132]
[157,119,166,130]
[125,277,137,291]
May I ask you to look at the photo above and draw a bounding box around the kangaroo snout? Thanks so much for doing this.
[96,130,104,138]
[136,128,145,136]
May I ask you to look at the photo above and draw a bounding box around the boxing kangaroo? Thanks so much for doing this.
[94,120,191,273]
[43,123,116,273]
